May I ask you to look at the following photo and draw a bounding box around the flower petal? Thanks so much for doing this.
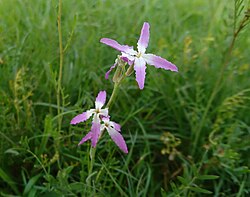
[99,108,109,117]
[100,38,136,55]
[107,127,128,153]
[110,121,121,132]
[121,52,135,65]
[137,22,150,54]
[101,116,110,122]
[78,131,92,146]
[143,53,178,72]
[134,57,147,90]
[91,121,101,147]
[70,110,92,125]
[95,91,106,109]
[105,62,117,79]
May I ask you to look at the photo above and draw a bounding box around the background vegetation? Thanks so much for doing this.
[0,0,249,196]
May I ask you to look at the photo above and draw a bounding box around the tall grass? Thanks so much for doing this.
[0,0,249,196]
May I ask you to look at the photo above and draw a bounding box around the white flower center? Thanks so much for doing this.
[136,52,142,58]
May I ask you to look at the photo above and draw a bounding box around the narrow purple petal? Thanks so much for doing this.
[137,22,150,54]
[91,122,101,147]
[70,111,91,125]
[143,53,178,72]
[110,121,121,132]
[100,38,136,55]
[134,57,147,90]
[78,131,92,146]
[105,62,117,79]
[107,128,128,154]
[95,91,106,109]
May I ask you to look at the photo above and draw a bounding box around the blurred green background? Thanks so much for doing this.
[0,0,249,196]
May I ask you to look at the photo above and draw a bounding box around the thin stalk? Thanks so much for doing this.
[86,146,96,192]
[106,83,120,108]
[56,0,63,145]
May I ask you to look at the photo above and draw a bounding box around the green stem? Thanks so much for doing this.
[106,83,119,108]
[87,146,96,191]
[56,0,63,147]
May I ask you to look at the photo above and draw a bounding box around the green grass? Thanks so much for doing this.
[0,0,250,196]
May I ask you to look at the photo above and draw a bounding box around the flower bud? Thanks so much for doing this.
[125,64,134,76]
[113,65,123,83]
[117,55,127,67]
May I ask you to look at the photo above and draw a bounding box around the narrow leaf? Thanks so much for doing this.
[0,167,19,194]
[189,186,213,194]
[197,175,219,180]
[23,174,41,196]
[177,176,188,185]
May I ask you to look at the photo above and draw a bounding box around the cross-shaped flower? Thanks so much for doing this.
[70,91,128,153]
[100,116,128,153]
[100,22,178,89]
[70,91,108,147]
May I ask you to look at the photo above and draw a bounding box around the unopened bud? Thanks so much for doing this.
[117,55,127,67]
[113,65,123,83]
[125,64,134,76]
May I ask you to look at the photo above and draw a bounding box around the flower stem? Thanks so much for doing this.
[87,146,96,192]
[106,83,119,108]
[106,74,126,108]
[56,0,63,148]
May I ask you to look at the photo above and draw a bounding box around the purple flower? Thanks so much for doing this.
[100,22,178,89]
[101,116,128,153]
[71,91,108,147]
[70,91,128,153]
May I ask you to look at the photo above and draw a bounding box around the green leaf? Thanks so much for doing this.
[69,182,85,192]
[177,176,189,185]
[189,186,213,194]
[27,188,37,197]
[197,175,219,180]
[4,148,20,156]
[160,188,168,197]
[170,181,180,195]
[234,166,249,174]
[40,115,53,154]
[0,167,19,194]
[23,174,41,196]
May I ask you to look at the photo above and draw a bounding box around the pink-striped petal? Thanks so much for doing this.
[91,121,101,147]
[70,111,92,125]
[110,121,121,132]
[107,127,128,154]
[100,38,136,55]
[95,91,106,109]
[134,57,147,90]
[78,131,92,146]
[143,53,178,72]
[105,62,117,79]
[137,22,150,54]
